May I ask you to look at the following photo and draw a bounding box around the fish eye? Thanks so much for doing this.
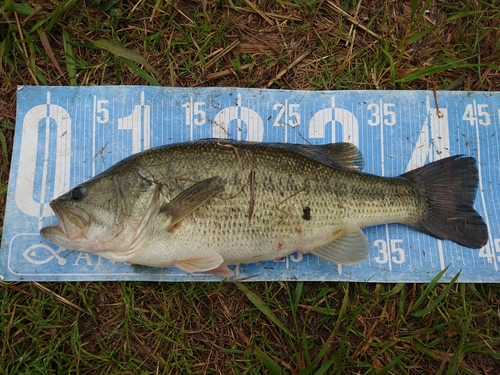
[71,186,86,201]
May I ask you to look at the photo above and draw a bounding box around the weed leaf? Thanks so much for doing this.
[236,282,295,341]
[92,39,158,75]
[411,269,461,317]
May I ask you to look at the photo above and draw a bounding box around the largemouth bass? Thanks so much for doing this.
[40,139,488,276]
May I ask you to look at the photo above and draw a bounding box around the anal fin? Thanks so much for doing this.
[310,227,369,265]
[175,253,224,274]
[206,265,234,277]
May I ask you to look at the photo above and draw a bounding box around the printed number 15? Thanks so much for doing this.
[182,101,206,126]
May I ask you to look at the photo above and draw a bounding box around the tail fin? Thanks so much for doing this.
[402,156,488,249]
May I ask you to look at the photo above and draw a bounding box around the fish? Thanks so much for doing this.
[40,139,488,277]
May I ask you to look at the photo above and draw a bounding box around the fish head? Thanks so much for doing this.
[40,166,161,261]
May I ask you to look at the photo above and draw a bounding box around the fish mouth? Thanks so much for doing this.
[41,200,90,241]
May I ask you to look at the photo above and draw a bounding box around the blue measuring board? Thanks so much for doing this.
[1,86,499,282]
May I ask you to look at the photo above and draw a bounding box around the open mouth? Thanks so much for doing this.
[47,200,67,235]
[45,200,89,240]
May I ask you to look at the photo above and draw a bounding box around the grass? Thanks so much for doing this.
[1,279,499,373]
[1,0,500,373]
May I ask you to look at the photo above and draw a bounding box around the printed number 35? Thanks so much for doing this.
[367,103,396,126]
[374,239,405,264]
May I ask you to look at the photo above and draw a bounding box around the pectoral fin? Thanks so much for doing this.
[175,252,225,274]
[162,176,224,230]
[310,227,369,264]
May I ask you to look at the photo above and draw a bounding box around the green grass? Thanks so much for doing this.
[1,0,500,373]
[1,279,499,374]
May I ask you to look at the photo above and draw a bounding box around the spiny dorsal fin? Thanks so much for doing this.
[200,139,364,171]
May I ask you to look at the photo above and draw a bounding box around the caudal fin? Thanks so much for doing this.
[402,156,488,249]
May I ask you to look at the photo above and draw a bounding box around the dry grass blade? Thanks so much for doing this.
[242,0,274,25]
[33,282,89,315]
[204,62,253,82]
[230,5,303,21]
[265,49,312,88]
[325,0,381,40]
[13,11,38,84]
[203,40,240,70]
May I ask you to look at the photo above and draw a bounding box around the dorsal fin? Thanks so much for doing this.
[294,143,364,171]
[199,139,364,171]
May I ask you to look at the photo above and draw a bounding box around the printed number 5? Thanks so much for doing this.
[96,100,109,123]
